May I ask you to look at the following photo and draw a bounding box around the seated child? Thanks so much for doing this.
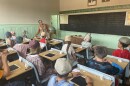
[13,36,29,58]
[5,32,15,47]
[10,31,16,41]
[0,49,25,86]
[86,46,123,75]
[112,37,130,60]
[61,36,77,66]
[40,32,47,44]
[26,40,45,78]
[81,33,92,48]
[47,58,93,86]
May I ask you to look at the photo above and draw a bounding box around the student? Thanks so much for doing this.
[61,36,77,66]
[40,32,47,44]
[0,50,10,79]
[112,37,130,60]
[13,36,29,58]
[0,49,25,86]
[81,33,92,48]
[10,31,16,41]
[86,46,123,75]
[5,32,15,47]
[23,30,28,38]
[47,58,93,86]
[26,40,46,78]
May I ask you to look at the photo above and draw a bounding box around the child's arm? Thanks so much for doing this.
[1,50,10,77]
[107,60,123,74]
[111,62,123,74]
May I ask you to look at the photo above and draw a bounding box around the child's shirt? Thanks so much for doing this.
[112,49,130,60]
[0,70,3,79]
[86,59,123,75]
[13,44,29,58]
[40,38,46,43]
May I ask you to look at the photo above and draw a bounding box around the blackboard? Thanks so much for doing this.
[60,12,130,36]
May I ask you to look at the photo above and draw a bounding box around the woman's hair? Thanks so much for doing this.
[93,46,108,59]
[38,20,42,23]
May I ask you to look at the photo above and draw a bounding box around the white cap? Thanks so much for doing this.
[55,58,72,75]
[64,36,71,41]
[119,37,130,45]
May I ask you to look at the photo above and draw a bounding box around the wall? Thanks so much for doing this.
[0,0,59,38]
[59,0,130,49]
[60,0,130,11]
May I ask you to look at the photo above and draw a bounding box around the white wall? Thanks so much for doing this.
[0,0,59,24]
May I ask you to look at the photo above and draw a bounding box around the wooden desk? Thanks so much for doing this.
[79,70,112,86]
[48,40,62,46]
[106,56,129,69]
[8,50,17,55]
[33,37,40,41]
[0,43,7,49]
[39,50,66,61]
[74,47,86,53]
[6,60,32,80]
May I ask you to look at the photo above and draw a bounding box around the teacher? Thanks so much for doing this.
[35,20,50,39]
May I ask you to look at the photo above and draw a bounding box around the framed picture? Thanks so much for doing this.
[88,0,97,6]
[102,0,110,2]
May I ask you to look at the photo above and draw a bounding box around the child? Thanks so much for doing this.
[23,30,28,38]
[86,46,123,75]
[10,31,16,41]
[5,32,15,47]
[47,58,93,86]
[40,32,47,44]
[81,33,92,48]
[0,50,10,79]
[0,49,25,86]
[26,40,53,79]
[61,36,77,66]
[112,37,130,60]
[13,36,29,58]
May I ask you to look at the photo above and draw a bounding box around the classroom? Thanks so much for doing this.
[0,0,130,86]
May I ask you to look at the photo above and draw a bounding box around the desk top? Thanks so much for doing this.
[8,50,17,55]
[0,43,7,47]
[39,50,66,61]
[75,47,86,53]
[106,56,129,69]
[48,40,62,46]
[6,60,32,80]
[79,70,112,86]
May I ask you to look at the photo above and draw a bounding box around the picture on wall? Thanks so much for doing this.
[102,0,110,2]
[88,0,97,6]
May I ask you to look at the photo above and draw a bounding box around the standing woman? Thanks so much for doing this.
[35,20,50,39]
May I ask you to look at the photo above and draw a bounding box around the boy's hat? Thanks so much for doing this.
[41,32,46,37]
[29,40,40,49]
[119,37,130,45]
[64,36,71,42]
[55,58,72,75]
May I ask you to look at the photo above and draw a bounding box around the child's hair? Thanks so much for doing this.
[5,32,12,38]
[119,41,129,48]
[93,46,108,59]
[38,20,42,23]
[57,73,69,78]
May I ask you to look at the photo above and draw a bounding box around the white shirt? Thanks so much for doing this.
[61,44,77,66]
